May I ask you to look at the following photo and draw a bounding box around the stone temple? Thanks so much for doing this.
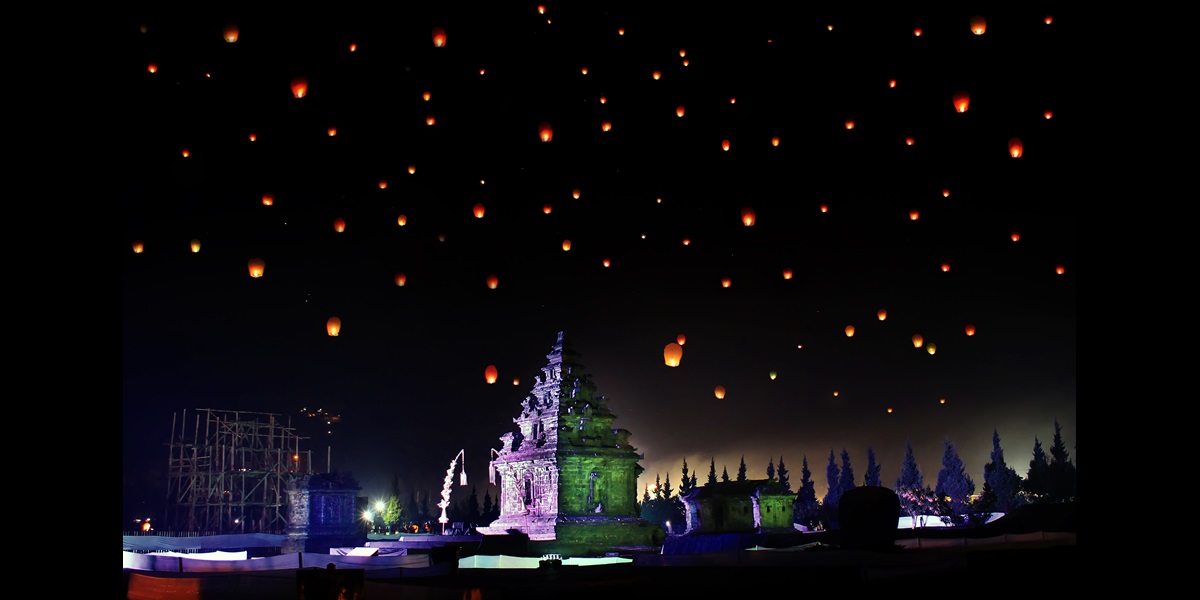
[476,332,664,555]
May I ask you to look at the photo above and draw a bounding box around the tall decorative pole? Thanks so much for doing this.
[437,449,467,534]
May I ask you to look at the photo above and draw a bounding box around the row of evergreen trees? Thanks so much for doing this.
[639,419,1076,532]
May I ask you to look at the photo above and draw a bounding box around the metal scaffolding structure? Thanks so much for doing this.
[164,408,314,534]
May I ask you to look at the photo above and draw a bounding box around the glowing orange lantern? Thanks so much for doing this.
[1044,110,1053,120]
[601,121,612,132]
[223,24,238,43]
[911,334,924,348]
[1045,16,1053,25]
[729,97,736,104]
[378,179,388,189]
[953,91,970,113]
[513,378,520,386]
[844,119,854,130]
[562,240,572,251]
[1055,265,1065,275]
[652,70,661,80]
[905,136,915,146]
[432,27,446,47]
[484,365,498,384]
[1011,232,1020,242]
[248,258,265,278]
[132,240,144,254]
[1008,137,1023,158]
[913,28,922,36]
[249,132,257,142]
[926,343,937,355]
[909,210,919,221]
[877,309,887,321]
[486,274,499,289]
[741,207,755,226]
[394,272,406,286]
[422,91,431,101]
[833,391,839,397]
[261,193,274,206]
[327,127,337,137]
[333,218,346,233]
[942,189,950,198]
[682,238,690,246]
[602,258,611,267]
[349,43,357,52]
[965,324,976,336]
[147,63,157,74]
[676,334,686,346]
[663,342,683,367]
[941,262,950,272]
[722,139,730,151]
[844,325,855,337]
[541,204,552,215]
[397,215,407,226]
[676,106,685,117]
[326,317,341,337]
[939,398,946,404]
[426,116,435,126]
[581,67,588,75]
[820,204,829,213]
[888,79,897,88]
[599,96,606,104]
[473,203,485,219]
[782,268,793,280]
[181,149,190,158]
[572,189,581,199]
[887,407,893,413]
[970,16,987,35]
[190,239,201,253]
[771,136,780,147]
[291,77,308,98]
[538,5,545,14]
[538,122,553,142]
[408,165,417,174]
[714,386,726,400]
[720,277,732,288]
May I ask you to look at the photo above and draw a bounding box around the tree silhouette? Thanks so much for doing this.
[1024,437,1049,500]
[864,447,881,487]
[837,449,856,497]
[662,472,674,501]
[777,456,791,492]
[678,457,694,497]
[821,449,841,529]
[894,439,923,491]
[979,429,1023,514]
[792,456,820,530]
[707,457,718,485]
[653,473,663,500]
[1047,419,1077,503]
[766,457,776,481]
[721,465,730,483]
[736,456,748,482]
[935,438,975,524]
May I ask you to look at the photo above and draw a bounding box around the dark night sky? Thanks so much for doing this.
[120,4,1075,526]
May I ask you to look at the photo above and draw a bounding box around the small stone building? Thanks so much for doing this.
[476,332,663,555]
[282,472,364,553]
[679,479,796,534]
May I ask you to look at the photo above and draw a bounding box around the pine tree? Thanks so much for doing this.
[821,449,841,529]
[679,458,694,496]
[777,456,791,492]
[1047,419,1077,503]
[482,489,496,523]
[980,429,1024,514]
[642,485,652,504]
[383,496,402,533]
[662,472,674,501]
[466,485,481,529]
[864,447,881,487]
[690,472,697,491]
[837,449,856,496]
[654,474,664,500]
[737,456,748,481]
[721,465,730,482]
[708,457,718,485]
[792,456,820,530]
[405,491,420,529]
[935,438,975,523]
[766,457,776,481]
[1024,437,1049,500]
[894,439,923,492]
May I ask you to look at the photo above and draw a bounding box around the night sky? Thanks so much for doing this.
[120,5,1075,526]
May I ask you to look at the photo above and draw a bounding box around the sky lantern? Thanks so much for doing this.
[572,188,581,199]
[408,165,417,174]
[913,28,922,36]
[538,4,545,13]
[877,308,887,321]
[844,325,855,337]
[426,116,436,126]
[942,189,950,198]
[820,204,829,213]
[652,70,661,80]
[682,238,690,246]
[486,274,499,289]
[844,119,854,130]
[905,136,914,146]
[714,386,726,400]
[720,277,732,288]
[484,365,498,384]
[473,203,485,218]
[132,240,145,254]
[663,342,683,367]
[953,91,970,113]
[676,106,685,117]
[1011,232,1021,242]
[888,79,897,88]
[248,258,265,278]
[1055,265,1065,275]
[562,240,571,251]
[543,204,553,214]
[909,210,919,221]
[1008,137,1023,158]
[147,63,157,74]
[394,272,406,286]
[965,324,976,336]
[538,122,553,142]
[887,407,893,414]
[769,370,777,381]
[326,317,341,337]
[911,334,924,348]
[721,139,731,151]
[422,91,431,101]
[248,132,257,142]
[349,43,357,52]
[1045,15,1053,25]
[513,378,520,386]
[970,16,987,34]
[327,127,337,137]
[599,95,607,104]
[397,215,407,226]
[181,149,190,158]
[602,258,611,267]
[223,24,239,43]
[334,218,346,232]
[378,179,388,189]
[581,66,588,75]
[941,262,950,272]
[432,26,446,47]
[926,343,937,355]
[833,391,839,397]
[771,136,781,147]
[261,193,275,206]
[676,334,686,346]
[782,268,793,280]
[190,239,201,253]
[1044,110,1053,120]
[729,97,736,104]
[291,77,308,98]
[741,206,756,226]
[601,120,612,132]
